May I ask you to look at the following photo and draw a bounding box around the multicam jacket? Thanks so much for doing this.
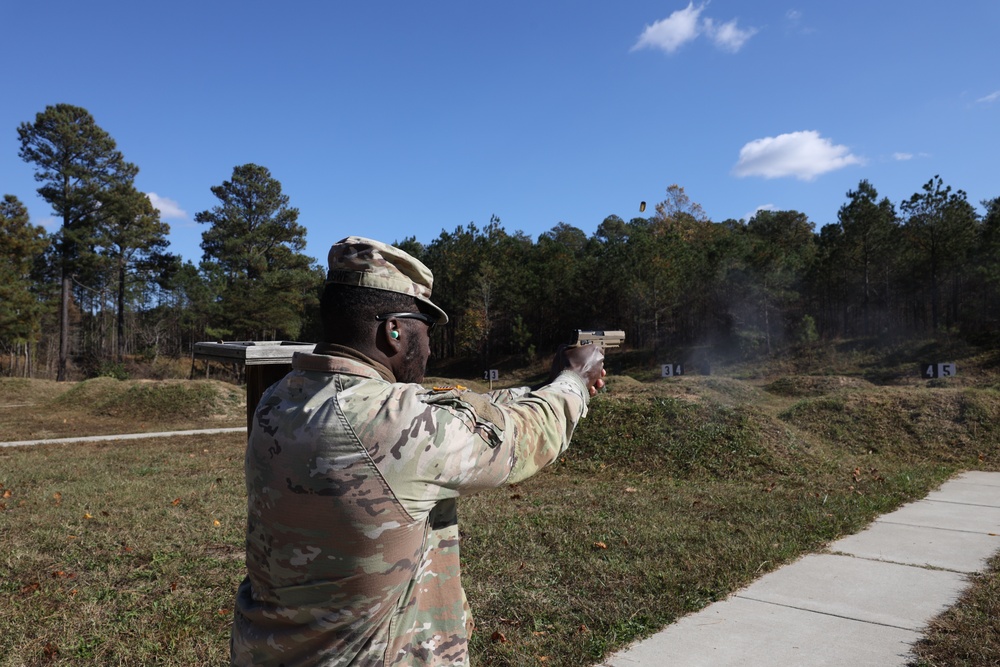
[231,349,590,666]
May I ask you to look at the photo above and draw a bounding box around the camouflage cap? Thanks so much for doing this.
[326,236,449,324]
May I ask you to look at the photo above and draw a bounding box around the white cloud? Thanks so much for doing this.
[147,192,187,219]
[632,3,756,54]
[784,9,814,35]
[632,2,705,54]
[892,151,930,161]
[733,130,863,181]
[704,18,758,53]
[38,216,58,230]
[977,90,1000,104]
[744,204,775,222]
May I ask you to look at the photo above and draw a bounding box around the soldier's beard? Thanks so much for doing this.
[397,334,428,384]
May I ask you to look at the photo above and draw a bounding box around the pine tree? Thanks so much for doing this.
[196,164,320,340]
[18,103,137,379]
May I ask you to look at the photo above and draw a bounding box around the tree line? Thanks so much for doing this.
[402,181,998,366]
[2,104,999,380]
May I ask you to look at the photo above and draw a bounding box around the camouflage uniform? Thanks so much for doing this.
[230,348,589,666]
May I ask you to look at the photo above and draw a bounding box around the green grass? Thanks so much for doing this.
[1,357,999,666]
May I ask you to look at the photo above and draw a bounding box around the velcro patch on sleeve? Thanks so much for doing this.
[421,390,506,448]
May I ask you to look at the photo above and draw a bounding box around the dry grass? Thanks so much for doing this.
[0,377,245,442]
[910,552,1000,666]
[1,433,246,665]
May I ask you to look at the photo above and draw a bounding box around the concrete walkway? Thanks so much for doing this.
[600,471,1000,667]
[1,427,245,448]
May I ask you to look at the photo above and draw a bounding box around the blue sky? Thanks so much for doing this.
[2,1,998,267]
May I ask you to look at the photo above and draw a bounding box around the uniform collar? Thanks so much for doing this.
[292,343,396,383]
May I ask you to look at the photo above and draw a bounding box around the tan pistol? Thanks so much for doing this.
[571,329,625,349]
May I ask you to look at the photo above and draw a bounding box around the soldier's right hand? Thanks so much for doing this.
[560,344,606,396]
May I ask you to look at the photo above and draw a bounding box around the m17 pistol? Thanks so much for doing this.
[571,330,625,349]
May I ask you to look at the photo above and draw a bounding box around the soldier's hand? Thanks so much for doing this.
[559,344,606,397]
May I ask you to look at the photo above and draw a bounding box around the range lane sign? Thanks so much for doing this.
[921,363,956,379]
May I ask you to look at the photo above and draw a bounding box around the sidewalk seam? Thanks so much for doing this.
[920,499,1000,509]
[875,519,1000,536]
[824,549,973,575]
[732,594,921,633]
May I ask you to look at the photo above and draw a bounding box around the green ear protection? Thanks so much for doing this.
[390,330,400,339]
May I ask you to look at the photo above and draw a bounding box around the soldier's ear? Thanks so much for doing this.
[383,319,402,348]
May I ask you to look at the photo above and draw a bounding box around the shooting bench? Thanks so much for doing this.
[192,341,315,433]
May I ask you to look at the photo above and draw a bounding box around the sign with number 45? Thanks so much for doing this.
[922,363,956,379]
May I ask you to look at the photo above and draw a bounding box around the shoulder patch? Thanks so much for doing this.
[420,390,506,448]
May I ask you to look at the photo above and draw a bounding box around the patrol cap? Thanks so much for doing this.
[326,236,449,324]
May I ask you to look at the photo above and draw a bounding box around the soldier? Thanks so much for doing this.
[231,236,605,666]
